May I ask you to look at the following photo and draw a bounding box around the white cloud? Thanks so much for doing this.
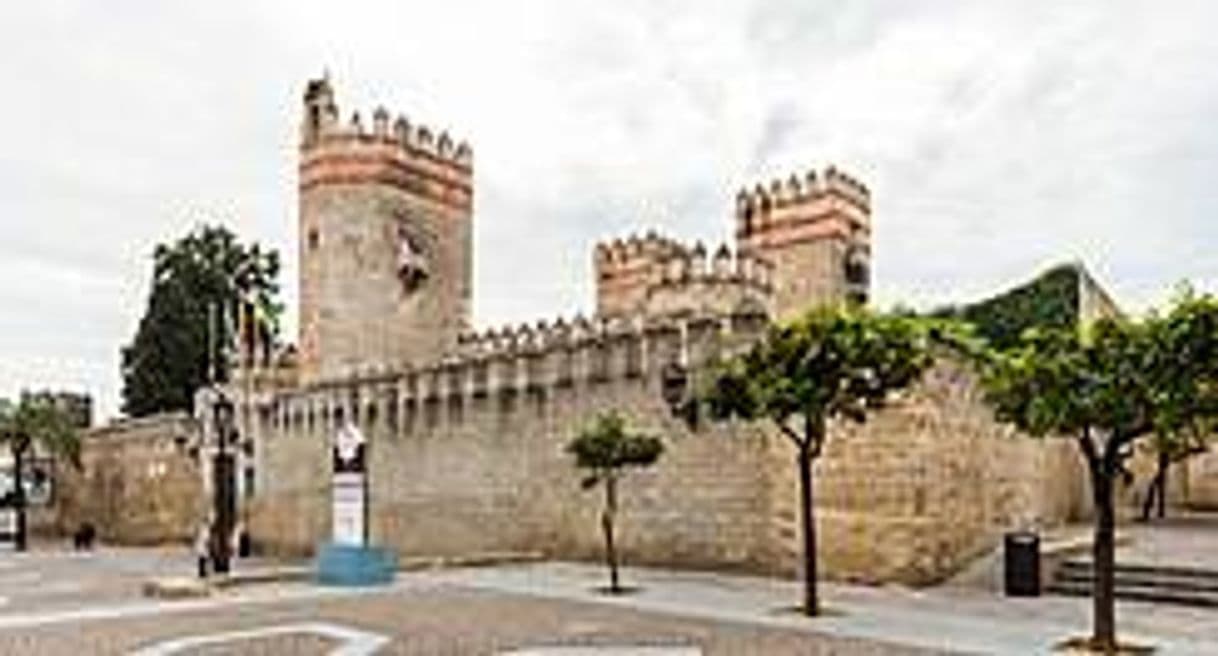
[0,0,1215,421]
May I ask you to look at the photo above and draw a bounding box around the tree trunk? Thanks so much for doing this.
[797,444,819,616]
[1140,451,1171,522]
[1090,470,1117,650]
[1140,471,1159,522]
[12,442,26,552]
[1157,451,1169,519]
[602,475,620,593]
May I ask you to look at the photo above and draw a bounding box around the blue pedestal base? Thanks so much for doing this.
[315,543,396,586]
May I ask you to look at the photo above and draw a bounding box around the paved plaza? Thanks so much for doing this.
[0,543,1217,654]
[0,550,929,655]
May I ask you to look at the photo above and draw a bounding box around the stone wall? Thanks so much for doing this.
[802,359,1089,584]
[1181,451,1218,510]
[47,412,202,545]
[248,313,1096,585]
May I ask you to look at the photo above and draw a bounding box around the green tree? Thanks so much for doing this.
[567,412,664,594]
[698,308,936,616]
[0,395,82,551]
[979,320,1160,650]
[120,224,281,417]
[1138,292,1218,521]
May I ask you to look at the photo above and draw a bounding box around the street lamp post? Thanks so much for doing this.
[211,392,237,575]
[3,431,31,552]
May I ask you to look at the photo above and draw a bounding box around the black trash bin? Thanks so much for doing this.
[1004,530,1041,597]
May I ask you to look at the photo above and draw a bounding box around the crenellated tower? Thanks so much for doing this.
[593,231,689,317]
[734,166,871,319]
[594,232,773,319]
[297,76,473,382]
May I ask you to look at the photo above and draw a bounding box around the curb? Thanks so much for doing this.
[143,550,547,597]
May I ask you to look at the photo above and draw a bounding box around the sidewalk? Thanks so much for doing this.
[409,561,1218,655]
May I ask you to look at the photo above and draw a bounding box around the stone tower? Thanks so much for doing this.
[734,166,871,319]
[297,76,473,382]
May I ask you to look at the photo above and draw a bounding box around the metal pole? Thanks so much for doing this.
[12,438,26,552]
[212,394,233,575]
[362,440,369,547]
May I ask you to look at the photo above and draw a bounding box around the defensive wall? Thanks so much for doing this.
[245,308,1120,585]
[47,412,202,545]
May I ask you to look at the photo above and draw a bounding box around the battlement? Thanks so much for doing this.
[454,313,639,358]
[299,77,472,212]
[651,242,772,290]
[734,166,869,245]
[639,243,773,318]
[594,230,691,317]
[266,307,769,435]
[306,108,473,169]
[594,230,688,270]
[734,165,869,218]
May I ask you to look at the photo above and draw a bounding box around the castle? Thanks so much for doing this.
[217,77,1114,584]
[292,75,870,382]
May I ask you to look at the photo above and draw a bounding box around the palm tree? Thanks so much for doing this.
[0,397,82,551]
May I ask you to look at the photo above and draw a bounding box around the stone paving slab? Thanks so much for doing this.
[0,546,301,615]
[410,561,1218,655]
[0,580,937,655]
[5,546,1218,653]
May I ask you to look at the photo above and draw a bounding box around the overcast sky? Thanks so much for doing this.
[1,1,1215,422]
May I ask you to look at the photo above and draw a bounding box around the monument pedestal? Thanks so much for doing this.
[315,421,395,586]
[315,543,396,586]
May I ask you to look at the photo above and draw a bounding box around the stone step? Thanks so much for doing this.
[1058,559,1218,583]
[1054,569,1218,594]
[1049,559,1218,608]
[1045,579,1218,608]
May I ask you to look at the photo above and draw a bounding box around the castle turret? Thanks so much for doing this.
[592,232,772,320]
[734,166,871,318]
[297,76,473,382]
[593,231,688,317]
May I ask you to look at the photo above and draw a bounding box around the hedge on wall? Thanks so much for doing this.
[933,264,1081,350]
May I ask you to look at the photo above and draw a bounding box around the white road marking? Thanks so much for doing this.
[0,578,433,631]
[129,622,390,656]
[501,648,701,655]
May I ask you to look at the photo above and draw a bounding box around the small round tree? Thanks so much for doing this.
[697,307,936,616]
[567,411,663,594]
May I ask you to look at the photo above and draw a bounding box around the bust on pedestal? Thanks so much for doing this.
[315,421,396,586]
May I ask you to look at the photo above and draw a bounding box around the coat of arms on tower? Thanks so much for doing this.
[395,216,430,293]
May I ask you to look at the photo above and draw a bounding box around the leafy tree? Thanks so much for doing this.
[0,396,82,551]
[567,412,664,594]
[121,224,281,417]
[1138,292,1218,521]
[979,320,1160,651]
[697,308,936,616]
